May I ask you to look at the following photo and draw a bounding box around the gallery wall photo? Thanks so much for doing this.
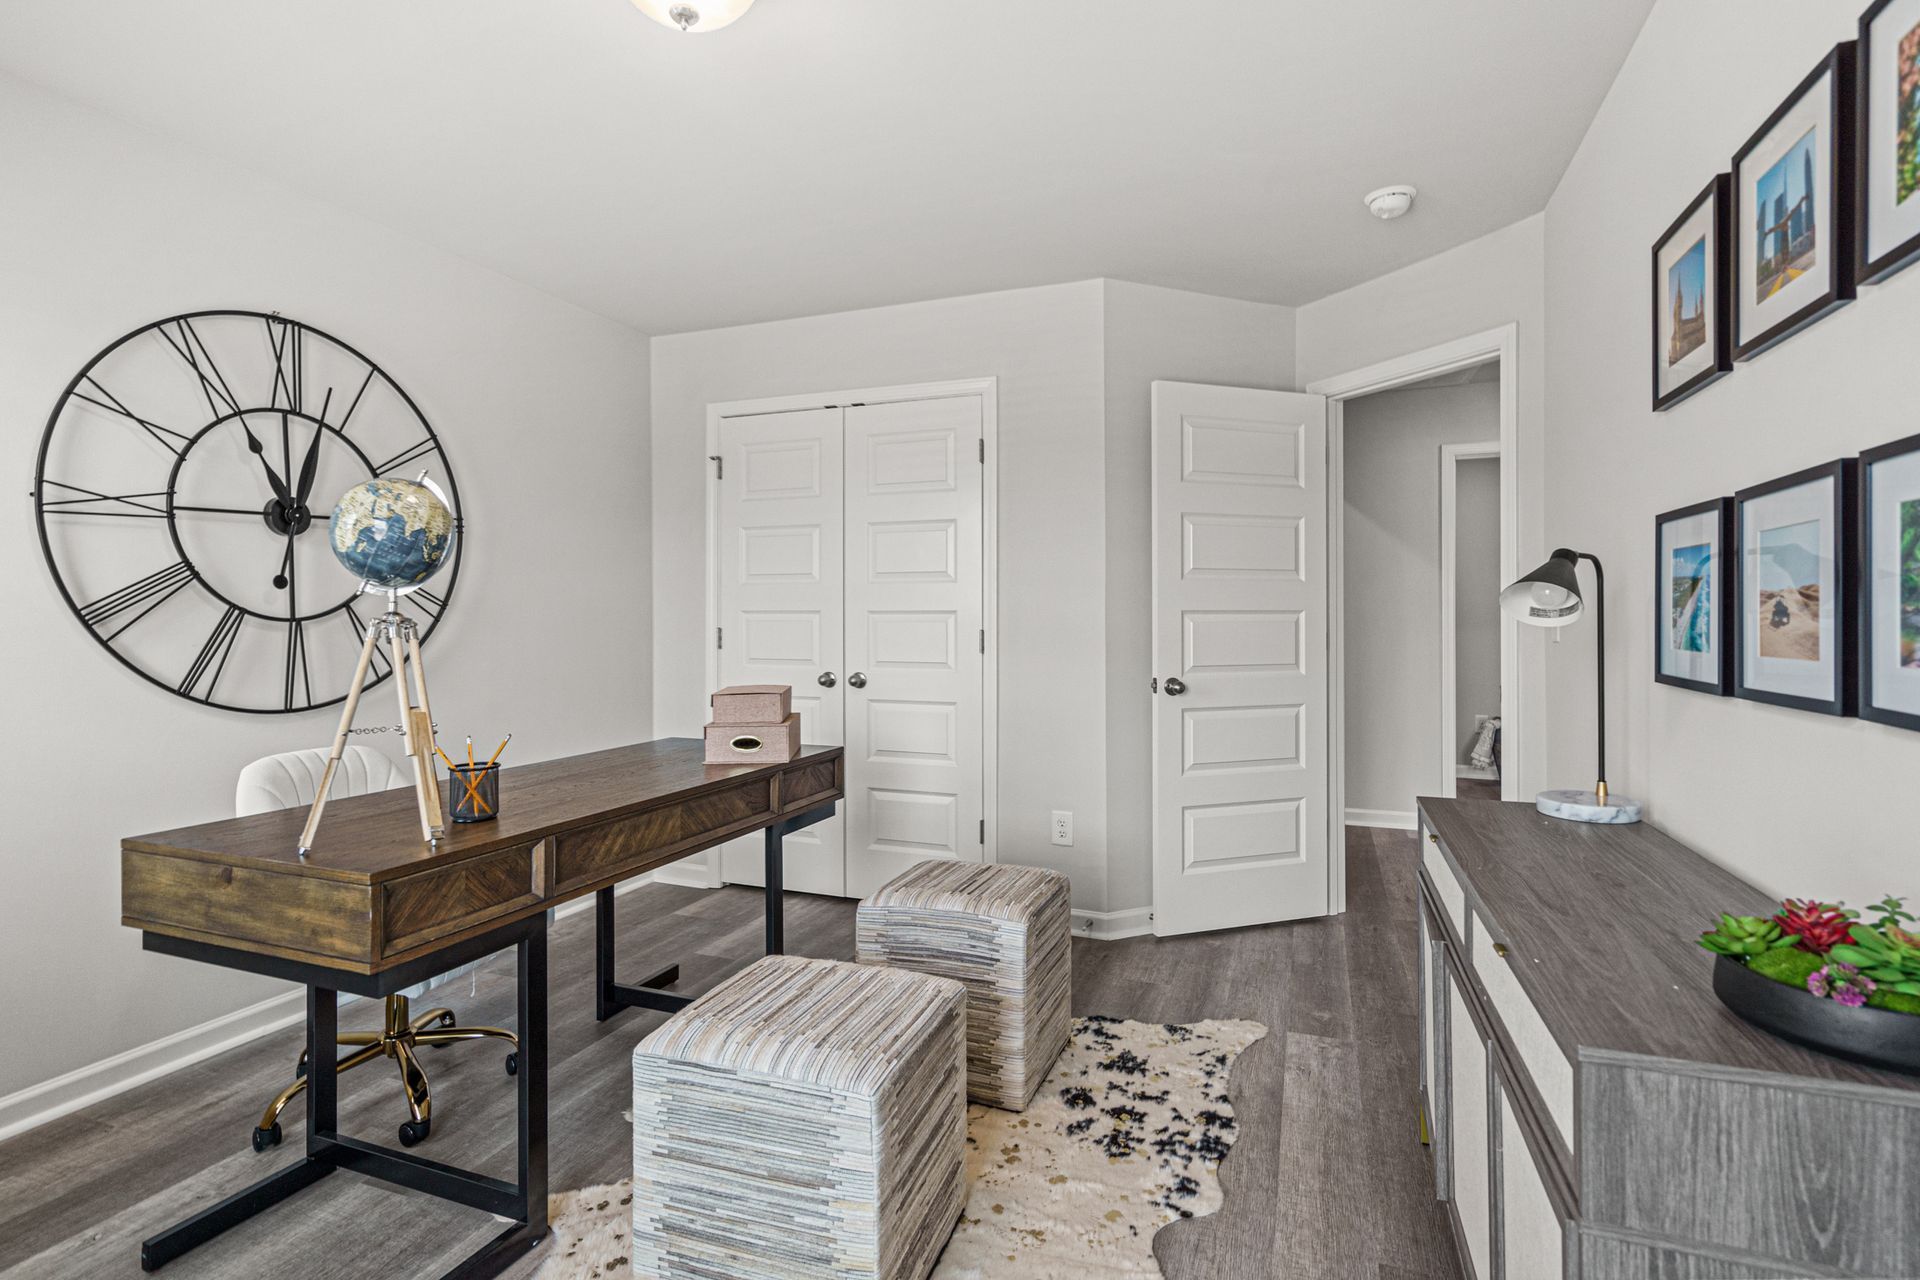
[1651,177,1733,411]
[1733,460,1857,717]
[1731,43,1858,361]
[1655,499,1736,695]
[1857,0,1920,283]
[1858,433,1920,730]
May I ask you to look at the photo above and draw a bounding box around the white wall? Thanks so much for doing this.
[1456,456,1503,767]
[0,72,652,1098]
[1297,214,1549,797]
[1342,382,1501,814]
[1100,281,1294,913]
[1542,0,1918,901]
[649,283,1113,905]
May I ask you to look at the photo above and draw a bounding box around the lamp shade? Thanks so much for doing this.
[630,0,756,31]
[1501,549,1584,628]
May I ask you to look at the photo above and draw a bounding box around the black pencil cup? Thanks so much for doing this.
[449,763,500,823]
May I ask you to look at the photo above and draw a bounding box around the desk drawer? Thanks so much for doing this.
[779,757,840,812]
[381,845,540,956]
[1471,906,1576,1152]
[552,777,773,892]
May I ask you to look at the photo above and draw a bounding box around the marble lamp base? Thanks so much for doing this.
[1536,788,1643,824]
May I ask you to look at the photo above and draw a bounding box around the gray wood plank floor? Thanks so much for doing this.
[0,828,1456,1279]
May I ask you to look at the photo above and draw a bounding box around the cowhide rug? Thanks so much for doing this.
[534,1016,1265,1279]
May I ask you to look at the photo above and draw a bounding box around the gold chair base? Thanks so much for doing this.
[253,993,517,1151]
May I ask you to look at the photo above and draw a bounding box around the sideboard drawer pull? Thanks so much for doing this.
[1493,941,1510,958]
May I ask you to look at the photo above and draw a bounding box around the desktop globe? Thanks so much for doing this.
[327,476,455,591]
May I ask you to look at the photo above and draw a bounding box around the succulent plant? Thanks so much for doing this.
[1772,899,1857,954]
[1864,894,1916,931]
[1828,924,1920,997]
[1698,913,1800,958]
[1807,962,1876,1008]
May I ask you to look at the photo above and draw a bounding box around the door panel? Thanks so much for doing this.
[843,397,984,897]
[1151,382,1328,936]
[716,407,845,894]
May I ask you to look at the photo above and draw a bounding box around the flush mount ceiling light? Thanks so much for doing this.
[1363,185,1417,220]
[631,0,756,31]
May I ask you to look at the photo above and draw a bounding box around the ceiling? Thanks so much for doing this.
[0,1,1654,336]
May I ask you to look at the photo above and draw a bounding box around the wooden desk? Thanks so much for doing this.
[121,738,843,1278]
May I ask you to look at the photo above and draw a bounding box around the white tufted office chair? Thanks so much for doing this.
[238,746,518,1151]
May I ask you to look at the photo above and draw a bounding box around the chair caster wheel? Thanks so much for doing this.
[398,1119,430,1147]
[252,1122,282,1153]
[505,1052,518,1077]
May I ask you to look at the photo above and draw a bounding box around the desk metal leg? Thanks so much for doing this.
[596,885,691,1020]
[140,927,548,1278]
[764,822,785,956]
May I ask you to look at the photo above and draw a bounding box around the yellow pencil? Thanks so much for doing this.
[485,733,513,768]
[435,744,458,772]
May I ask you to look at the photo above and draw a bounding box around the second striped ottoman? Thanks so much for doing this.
[856,861,1072,1110]
[631,955,967,1280]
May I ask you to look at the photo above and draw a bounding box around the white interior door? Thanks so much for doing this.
[715,406,845,895]
[1151,381,1329,936]
[842,396,986,898]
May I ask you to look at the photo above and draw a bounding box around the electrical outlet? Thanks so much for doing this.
[1050,810,1074,846]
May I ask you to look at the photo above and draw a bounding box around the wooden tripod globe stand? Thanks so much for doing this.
[298,589,444,857]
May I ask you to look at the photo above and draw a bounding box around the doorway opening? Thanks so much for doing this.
[1306,325,1520,914]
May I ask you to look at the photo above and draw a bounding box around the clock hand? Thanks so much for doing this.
[242,421,291,505]
[273,533,294,590]
[293,388,334,507]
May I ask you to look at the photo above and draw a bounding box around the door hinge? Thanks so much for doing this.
[979,628,986,654]
[978,438,985,464]
[979,819,985,844]
[716,626,723,650]
[709,454,723,479]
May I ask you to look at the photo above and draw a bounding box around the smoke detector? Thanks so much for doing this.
[1364,185,1417,220]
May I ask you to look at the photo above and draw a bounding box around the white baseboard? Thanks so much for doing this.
[1071,906,1154,941]
[1345,807,1417,830]
[0,872,664,1143]
[1456,766,1499,781]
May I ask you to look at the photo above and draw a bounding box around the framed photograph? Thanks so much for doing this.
[1857,0,1920,282]
[1732,43,1858,361]
[1652,176,1734,410]
[1858,433,1920,729]
[1655,498,1735,694]
[1734,460,1857,716]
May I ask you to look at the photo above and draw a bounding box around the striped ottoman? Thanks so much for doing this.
[856,861,1072,1111]
[631,955,967,1280]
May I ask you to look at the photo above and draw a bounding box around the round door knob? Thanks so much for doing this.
[1163,677,1186,696]
[848,671,868,689]
[817,671,837,688]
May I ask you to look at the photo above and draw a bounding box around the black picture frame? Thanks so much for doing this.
[1856,0,1920,284]
[1857,432,1920,731]
[1654,497,1735,695]
[1731,43,1858,361]
[1651,176,1734,411]
[1733,459,1857,716]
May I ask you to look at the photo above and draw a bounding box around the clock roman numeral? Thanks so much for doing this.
[79,561,195,640]
[156,318,242,419]
[37,480,169,519]
[70,377,192,458]
[335,365,377,435]
[411,588,447,620]
[267,318,303,413]
[180,606,244,700]
[372,437,438,476]
[285,618,312,711]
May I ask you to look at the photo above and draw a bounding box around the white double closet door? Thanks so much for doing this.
[713,393,986,900]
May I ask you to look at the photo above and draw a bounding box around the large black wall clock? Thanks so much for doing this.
[32,310,463,714]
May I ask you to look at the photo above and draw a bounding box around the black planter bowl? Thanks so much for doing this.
[1712,954,1920,1077]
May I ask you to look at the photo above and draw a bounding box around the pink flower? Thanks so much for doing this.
[1835,986,1868,1008]
[1808,962,1875,1007]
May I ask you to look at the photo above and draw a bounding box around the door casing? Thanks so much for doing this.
[690,377,1001,888]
